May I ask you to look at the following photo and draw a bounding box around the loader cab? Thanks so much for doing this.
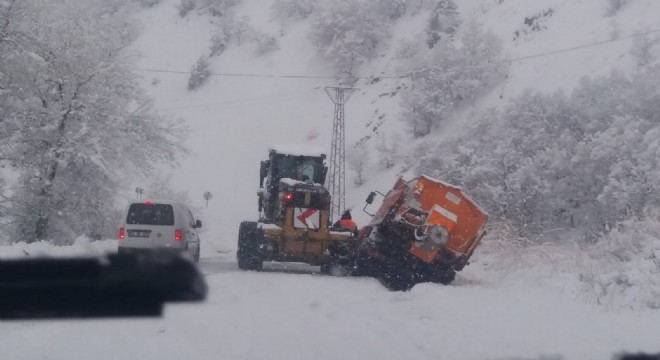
[239,146,354,273]
[261,151,327,187]
[259,147,328,222]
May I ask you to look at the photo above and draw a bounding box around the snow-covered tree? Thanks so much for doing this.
[0,176,6,218]
[416,69,660,239]
[178,0,196,17]
[189,55,212,90]
[210,23,231,56]
[145,172,199,212]
[581,212,660,310]
[210,16,278,57]
[375,132,402,169]
[400,21,505,137]
[630,31,659,68]
[605,0,627,17]
[204,0,241,17]
[227,16,251,45]
[0,0,187,243]
[348,142,370,186]
[309,0,392,75]
[374,0,408,20]
[179,0,240,17]
[210,35,229,57]
[252,30,280,55]
[306,129,320,142]
[145,173,206,233]
[425,0,460,48]
[271,0,317,26]
[407,0,438,14]
[136,0,160,7]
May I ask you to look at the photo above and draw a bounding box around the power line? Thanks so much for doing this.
[135,67,401,79]
[159,87,319,111]
[134,27,660,80]
[511,27,660,63]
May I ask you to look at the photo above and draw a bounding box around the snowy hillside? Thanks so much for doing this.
[129,0,660,243]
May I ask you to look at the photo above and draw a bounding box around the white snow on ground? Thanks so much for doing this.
[1,240,659,360]
[2,0,659,359]
[0,238,117,259]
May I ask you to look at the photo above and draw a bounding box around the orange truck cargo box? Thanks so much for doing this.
[356,175,488,290]
[405,175,488,266]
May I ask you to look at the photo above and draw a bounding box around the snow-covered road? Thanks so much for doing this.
[1,240,658,360]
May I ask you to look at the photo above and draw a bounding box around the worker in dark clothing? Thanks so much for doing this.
[332,210,358,236]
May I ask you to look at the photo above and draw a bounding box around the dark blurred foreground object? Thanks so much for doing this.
[0,249,207,320]
[618,354,660,360]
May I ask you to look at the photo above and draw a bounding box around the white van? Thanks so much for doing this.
[118,200,202,262]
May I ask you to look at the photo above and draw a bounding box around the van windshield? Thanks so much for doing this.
[126,204,174,226]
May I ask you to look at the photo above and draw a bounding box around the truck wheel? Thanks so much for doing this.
[379,266,416,292]
[351,248,377,277]
[429,264,456,285]
[237,221,263,271]
[379,274,415,291]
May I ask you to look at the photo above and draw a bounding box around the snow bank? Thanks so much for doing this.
[0,237,118,259]
[475,220,660,311]
[579,217,660,311]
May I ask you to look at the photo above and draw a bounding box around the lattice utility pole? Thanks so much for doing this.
[324,86,357,222]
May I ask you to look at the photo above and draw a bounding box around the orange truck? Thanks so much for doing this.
[353,175,488,291]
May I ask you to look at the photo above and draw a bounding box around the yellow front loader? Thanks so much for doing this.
[237,146,354,272]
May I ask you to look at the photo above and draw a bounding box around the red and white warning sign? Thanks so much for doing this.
[294,208,320,229]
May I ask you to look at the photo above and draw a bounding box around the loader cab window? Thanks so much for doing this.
[273,154,323,184]
[300,160,316,182]
[277,156,297,180]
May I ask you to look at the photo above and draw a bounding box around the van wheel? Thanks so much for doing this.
[237,221,263,271]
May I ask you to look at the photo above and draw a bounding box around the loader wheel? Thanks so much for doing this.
[321,242,352,276]
[237,221,263,271]
[320,263,348,276]
[319,263,331,275]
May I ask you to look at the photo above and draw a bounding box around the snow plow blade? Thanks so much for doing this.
[353,175,488,291]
